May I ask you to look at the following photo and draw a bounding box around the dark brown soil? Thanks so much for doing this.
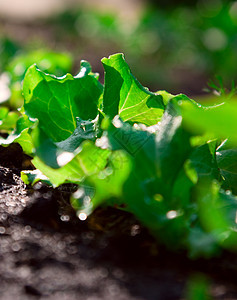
[0,144,237,299]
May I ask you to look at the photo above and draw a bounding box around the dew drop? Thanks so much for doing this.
[78,212,87,221]
[166,210,178,219]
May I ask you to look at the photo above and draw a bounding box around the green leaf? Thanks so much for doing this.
[181,101,237,145]
[71,150,132,215]
[7,50,73,81]
[56,117,99,152]
[0,107,19,132]
[102,101,193,250]
[0,107,9,120]
[196,179,237,251]
[189,142,219,180]
[107,118,157,180]
[186,274,211,299]
[23,61,103,142]
[216,140,237,194]
[30,117,99,169]
[21,169,52,186]
[171,160,197,209]
[154,101,192,197]
[0,38,20,71]
[102,53,165,126]
[0,114,34,155]
[32,141,110,187]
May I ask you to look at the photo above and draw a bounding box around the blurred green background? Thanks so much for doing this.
[0,0,236,108]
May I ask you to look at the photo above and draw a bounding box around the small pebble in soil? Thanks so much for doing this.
[0,226,6,234]
[60,215,70,222]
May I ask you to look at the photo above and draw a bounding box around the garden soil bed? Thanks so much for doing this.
[0,144,237,299]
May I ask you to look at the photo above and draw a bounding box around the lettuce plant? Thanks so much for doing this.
[1,53,237,258]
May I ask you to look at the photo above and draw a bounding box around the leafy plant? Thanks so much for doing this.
[1,53,237,258]
[0,43,72,109]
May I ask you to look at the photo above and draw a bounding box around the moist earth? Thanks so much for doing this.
[0,144,237,300]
